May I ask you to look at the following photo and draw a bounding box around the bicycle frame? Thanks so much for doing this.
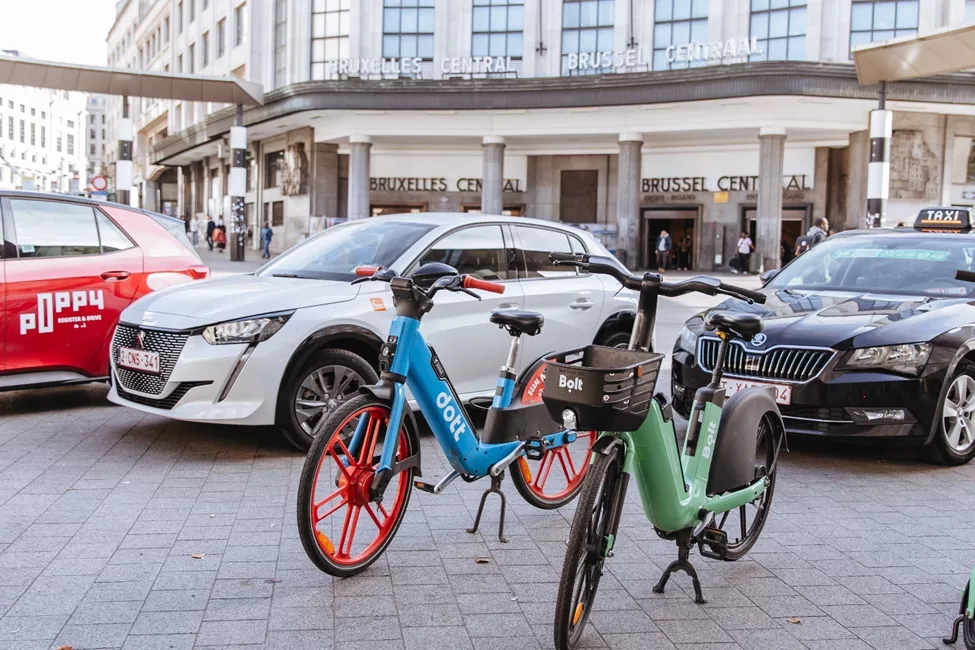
[603,398,769,533]
[359,314,577,477]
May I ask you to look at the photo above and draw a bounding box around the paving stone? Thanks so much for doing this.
[53,623,131,649]
[196,619,268,646]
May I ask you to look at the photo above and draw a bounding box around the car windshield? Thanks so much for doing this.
[767,234,975,297]
[258,219,436,281]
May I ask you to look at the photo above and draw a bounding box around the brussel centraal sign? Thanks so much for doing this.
[565,38,763,72]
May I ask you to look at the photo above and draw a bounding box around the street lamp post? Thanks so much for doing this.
[116,95,133,206]
[230,104,247,262]
[866,82,891,229]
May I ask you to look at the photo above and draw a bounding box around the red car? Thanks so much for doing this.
[1,191,208,391]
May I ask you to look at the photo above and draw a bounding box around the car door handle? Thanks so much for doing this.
[570,298,594,311]
[101,270,131,281]
[494,303,520,311]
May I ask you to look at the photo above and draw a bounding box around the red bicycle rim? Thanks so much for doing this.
[308,405,409,566]
[519,430,595,502]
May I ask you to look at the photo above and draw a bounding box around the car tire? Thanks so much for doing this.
[596,329,630,349]
[923,360,975,466]
[277,348,379,452]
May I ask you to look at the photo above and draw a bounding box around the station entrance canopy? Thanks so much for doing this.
[852,22,975,84]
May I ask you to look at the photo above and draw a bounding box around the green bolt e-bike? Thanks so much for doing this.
[543,253,787,650]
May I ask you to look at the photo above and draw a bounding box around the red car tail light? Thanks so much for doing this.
[187,265,210,280]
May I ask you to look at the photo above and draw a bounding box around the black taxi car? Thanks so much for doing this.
[671,207,975,466]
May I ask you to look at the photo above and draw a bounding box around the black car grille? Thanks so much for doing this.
[115,380,211,410]
[698,339,833,382]
[111,325,189,396]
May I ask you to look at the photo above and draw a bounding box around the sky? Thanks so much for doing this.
[1,0,117,66]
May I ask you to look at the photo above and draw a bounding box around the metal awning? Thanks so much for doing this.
[852,23,975,84]
[0,54,264,105]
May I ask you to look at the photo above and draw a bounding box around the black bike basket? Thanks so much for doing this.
[541,345,663,432]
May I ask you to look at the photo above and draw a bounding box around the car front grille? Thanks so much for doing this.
[698,338,833,383]
[115,380,211,410]
[111,324,189,396]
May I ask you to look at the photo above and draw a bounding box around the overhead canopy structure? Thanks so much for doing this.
[852,23,975,85]
[0,54,264,105]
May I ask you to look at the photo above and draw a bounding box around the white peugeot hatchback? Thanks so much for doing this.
[108,213,643,450]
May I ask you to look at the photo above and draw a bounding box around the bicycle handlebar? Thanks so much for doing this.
[549,253,766,305]
[463,276,505,294]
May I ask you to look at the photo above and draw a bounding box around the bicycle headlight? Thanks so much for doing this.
[202,312,293,345]
[841,343,932,376]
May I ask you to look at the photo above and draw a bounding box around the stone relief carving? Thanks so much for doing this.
[282,143,308,196]
[889,130,939,201]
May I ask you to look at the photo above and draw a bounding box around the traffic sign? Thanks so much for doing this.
[91,175,108,192]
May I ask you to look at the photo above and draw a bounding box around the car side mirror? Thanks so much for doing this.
[759,269,780,284]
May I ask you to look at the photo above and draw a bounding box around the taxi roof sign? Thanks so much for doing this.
[914,207,973,232]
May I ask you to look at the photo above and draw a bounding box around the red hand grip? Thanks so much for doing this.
[354,265,380,277]
[463,276,505,294]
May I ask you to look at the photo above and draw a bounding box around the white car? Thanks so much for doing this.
[108,213,643,449]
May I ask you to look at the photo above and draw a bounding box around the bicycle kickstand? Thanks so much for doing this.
[652,533,706,604]
[467,471,508,543]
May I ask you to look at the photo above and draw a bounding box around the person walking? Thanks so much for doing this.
[189,215,200,248]
[677,236,691,270]
[205,215,216,251]
[794,217,829,257]
[734,231,754,274]
[215,218,227,253]
[261,221,274,259]
[655,229,672,273]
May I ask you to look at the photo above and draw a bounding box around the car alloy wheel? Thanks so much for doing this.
[295,365,365,436]
[943,374,975,454]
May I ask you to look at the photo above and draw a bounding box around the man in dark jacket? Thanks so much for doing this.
[655,230,672,272]
[795,217,829,257]
[206,216,216,251]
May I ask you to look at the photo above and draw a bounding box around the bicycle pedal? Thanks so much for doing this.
[524,439,545,461]
[413,480,437,494]
[697,528,728,560]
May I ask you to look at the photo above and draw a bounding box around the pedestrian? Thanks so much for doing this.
[794,217,829,257]
[677,236,691,270]
[734,231,754,274]
[261,221,273,259]
[189,215,200,248]
[215,218,227,253]
[206,215,216,251]
[655,229,672,273]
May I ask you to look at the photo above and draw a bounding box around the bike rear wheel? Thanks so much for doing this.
[711,412,778,560]
[297,395,414,578]
[511,430,596,509]
[554,445,624,650]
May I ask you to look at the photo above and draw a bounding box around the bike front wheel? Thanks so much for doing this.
[511,430,596,509]
[554,444,625,650]
[297,395,415,578]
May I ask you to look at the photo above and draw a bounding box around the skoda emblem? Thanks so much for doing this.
[749,333,767,347]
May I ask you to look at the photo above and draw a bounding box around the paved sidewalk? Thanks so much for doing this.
[1,380,973,650]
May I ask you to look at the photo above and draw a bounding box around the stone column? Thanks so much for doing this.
[616,133,643,269]
[229,106,247,261]
[311,142,340,222]
[348,135,372,220]
[757,127,786,272]
[481,136,505,214]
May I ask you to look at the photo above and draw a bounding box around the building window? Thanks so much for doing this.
[561,0,615,75]
[164,16,170,42]
[264,150,284,187]
[42,111,46,119]
[235,3,246,47]
[56,132,62,152]
[8,116,14,140]
[202,31,210,66]
[266,200,285,227]
[472,0,524,60]
[19,119,24,143]
[178,53,183,73]
[189,0,195,22]
[203,0,209,9]
[67,133,75,155]
[750,0,806,61]
[30,107,35,116]
[178,1,183,33]
[653,0,708,70]
[90,128,96,139]
[90,144,96,155]
[217,19,226,57]
[102,129,106,139]
[68,120,74,129]
[968,0,975,21]
[311,0,350,80]
[274,0,288,87]
[850,0,918,51]
[30,123,35,145]
[41,126,46,148]
[382,0,435,62]
[189,43,196,73]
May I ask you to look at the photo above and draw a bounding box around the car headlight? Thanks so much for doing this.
[842,343,932,375]
[202,312,293,345]
[677,321,701,353]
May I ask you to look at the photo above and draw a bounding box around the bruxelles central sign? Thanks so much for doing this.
[642,175,811,194]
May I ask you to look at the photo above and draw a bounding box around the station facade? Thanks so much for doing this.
[112,0,975,269]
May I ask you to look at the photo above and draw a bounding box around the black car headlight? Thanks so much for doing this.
[840,343,932,376]
[202,312,293,345]
[677,316,704,353]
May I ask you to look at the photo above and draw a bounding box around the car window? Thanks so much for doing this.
[569,234,588,255]
[9,199,102,258]
[416,225,511,281]
[146,211,202,261]
[511,225,577,278]
[96,212,135,253]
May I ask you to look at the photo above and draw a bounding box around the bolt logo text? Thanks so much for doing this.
[558,375,584,393]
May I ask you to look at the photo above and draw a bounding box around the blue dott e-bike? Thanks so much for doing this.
[297,262,596,576]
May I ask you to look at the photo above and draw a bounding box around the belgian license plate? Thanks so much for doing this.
[118,347,160,374]
[720,378,792,405]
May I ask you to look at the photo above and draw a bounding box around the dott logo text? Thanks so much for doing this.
[436,391,468,442]
[20,290,105,335]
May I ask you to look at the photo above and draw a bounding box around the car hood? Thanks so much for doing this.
[124,274,361,328]
[700,289,974,349]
